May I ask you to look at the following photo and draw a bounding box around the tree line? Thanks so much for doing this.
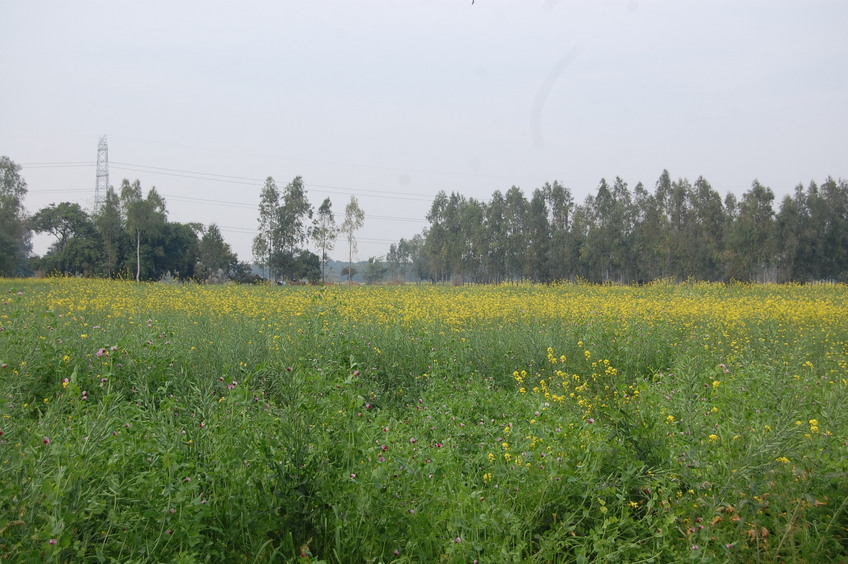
[1,156,251,281]
[0,156,368,283]
[385,171,848,284]
[3,154,845,284]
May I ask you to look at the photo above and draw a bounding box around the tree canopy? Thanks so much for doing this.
[397,173,848,284]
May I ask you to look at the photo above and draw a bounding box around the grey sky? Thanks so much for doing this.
[2,1,846,262]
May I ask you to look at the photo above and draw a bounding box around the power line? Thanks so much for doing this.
[21,162,94,168]
[28,188,91,194]
[110,163,435,202]
[112,161,263,182]
[164,194,426,223]
[111,160,436,197]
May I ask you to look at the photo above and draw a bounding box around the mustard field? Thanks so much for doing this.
[1,279,847,562]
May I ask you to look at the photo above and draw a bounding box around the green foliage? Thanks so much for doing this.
[0,156,31,276]
[409,172,848,284]
[1,281,847,562]
[341,196,365,284]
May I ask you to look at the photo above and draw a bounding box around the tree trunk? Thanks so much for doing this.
[136,229,141,282]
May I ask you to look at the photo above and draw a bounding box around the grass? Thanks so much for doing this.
[1,279,847,562]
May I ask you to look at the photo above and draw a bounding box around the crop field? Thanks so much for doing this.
[1,279,847,562]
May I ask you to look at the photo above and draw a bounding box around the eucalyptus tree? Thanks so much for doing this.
[273,176,313,280]
[685,177,726,280]
[441,192,467,283]
[424,191,449,282]
[460,197,487,283]
[526,189,551,282]
[483,190,507,283]
[584,178,613,281]
[652,170,674,277]
[664,176,692,279]
[407,233,428,284]
[543,181,573,281]
[0,156,31,276]
[503,186,528,280]
[120,179,167,282]
[775,185,809,281]
[95,186,126,276]
[817,177,848,280]
[608,176,635,281]
[726,180,776,281]
[341,195,365,284]
[253,176,279,281]
[312,197,338,283]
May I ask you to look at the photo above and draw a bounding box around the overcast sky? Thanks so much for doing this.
[2,1,846,262]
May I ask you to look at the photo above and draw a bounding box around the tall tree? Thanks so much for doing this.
[340,195,365,284]
[120,179,167,282]
[544,181,574,281]
[484,190,507,283]
[312,197,337,284]
[670,177,694,278]
[526,189,551,282]
[686,177,725,280]
[460,198,487,283]
[503,186,528,280]
[726,180,776,281]
[584,179,614,281]
[424,191,449,282]
[253,177,279,281]
[818,177,848,279]
[0,156,31,276]
[775,185,809,281]
[272,176,313,280]
[94,186,126,277]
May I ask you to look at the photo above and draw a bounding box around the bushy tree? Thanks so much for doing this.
[198,223,238,282]
[31,202,101,275]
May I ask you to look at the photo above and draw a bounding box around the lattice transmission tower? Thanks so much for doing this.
[94,135,109,214]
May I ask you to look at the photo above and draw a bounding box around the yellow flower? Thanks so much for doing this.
[666,415,675,423]
[708,434,718,441]
[776,457,790,464]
